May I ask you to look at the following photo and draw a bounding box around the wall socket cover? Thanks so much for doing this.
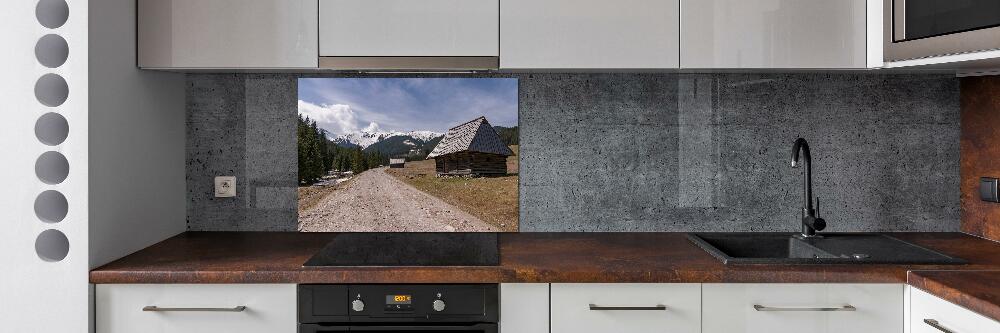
[215,176,236,198]
[980,177,999,203]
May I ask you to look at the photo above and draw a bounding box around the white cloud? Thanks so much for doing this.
[363,122,381,133]
[297,100,361,136]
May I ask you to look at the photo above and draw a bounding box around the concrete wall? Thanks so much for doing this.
[521,73,959,232]
[186,75,299,231]
[186,73,960,232]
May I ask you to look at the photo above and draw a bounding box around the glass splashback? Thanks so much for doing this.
[296,78,519,232]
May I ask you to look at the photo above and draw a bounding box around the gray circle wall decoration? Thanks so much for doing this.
[35,229,69,262]
[35,151,69,185]
[35,34,69,68]
[35,0,69,29]
[34,190,68,223]
[34,73,69,107]
[35,112,69,146]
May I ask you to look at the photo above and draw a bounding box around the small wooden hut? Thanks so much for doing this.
[389,158,406,168]
[427,116,513,176]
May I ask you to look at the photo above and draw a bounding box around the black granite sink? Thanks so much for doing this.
[687,233,966,265]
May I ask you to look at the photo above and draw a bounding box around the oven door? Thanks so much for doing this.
[885,0,1000,61]
[300,323,498,333]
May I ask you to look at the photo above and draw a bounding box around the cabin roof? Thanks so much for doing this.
[427,116,514,158]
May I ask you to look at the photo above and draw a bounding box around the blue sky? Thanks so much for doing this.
[298,78,518,137]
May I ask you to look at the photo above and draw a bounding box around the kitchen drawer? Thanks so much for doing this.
[702,283,903,333]
[550,283,700,333]
[910,287,1000,333]
[96,284,296,333]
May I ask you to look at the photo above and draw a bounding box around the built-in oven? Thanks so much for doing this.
[884,0,1000,61]
[298,284,498,333]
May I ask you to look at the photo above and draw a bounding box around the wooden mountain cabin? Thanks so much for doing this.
[427,116,513,176]
[389,158,405,168]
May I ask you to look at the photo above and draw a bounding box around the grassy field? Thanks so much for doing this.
[386,146,519,232]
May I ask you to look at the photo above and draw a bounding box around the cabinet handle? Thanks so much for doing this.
[923,319,955,333]
[589,304,667,311]
[753,304,856,312]
[142,306,247,312]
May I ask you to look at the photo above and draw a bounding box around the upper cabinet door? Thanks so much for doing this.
[501,0,680,69]
[319,0,500,57]
[138,0,319,69]
[681,0,868,69]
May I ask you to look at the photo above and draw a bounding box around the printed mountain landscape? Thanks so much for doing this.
[332,129,444,160]
[332,126,518,161]
[297,78,519,233]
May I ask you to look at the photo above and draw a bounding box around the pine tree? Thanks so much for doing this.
[351,147,365,174]
[308,120,325,180]
[323,139,337,172]
[297,115,312,184]
[297,115,330,185]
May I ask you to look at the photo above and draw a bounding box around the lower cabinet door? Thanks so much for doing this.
[910,287,1000,333]
[702,283,903,333]
[96,284,297,333]
[550,283,701,333]
[500,283,548,333]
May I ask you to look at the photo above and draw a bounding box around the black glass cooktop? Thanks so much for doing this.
[303,233,500,266]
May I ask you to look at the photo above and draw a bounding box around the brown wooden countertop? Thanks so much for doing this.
[908,270,1000,322]
[91,232,1000,285]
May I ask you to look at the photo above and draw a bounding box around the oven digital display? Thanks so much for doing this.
[386,295,412,305]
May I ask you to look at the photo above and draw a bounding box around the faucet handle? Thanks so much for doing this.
[815,196,820,218]
[811,216,827,231]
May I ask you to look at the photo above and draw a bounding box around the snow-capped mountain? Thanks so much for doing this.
[333,130,443,149]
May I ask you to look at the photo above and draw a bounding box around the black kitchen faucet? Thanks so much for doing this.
[791,138,826,238]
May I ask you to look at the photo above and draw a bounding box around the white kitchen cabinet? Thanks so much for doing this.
[702,283,903,333]
[551,283,700,333]
[137,0,318,69]
[319,0,499,58]
[96,284,297,333]
[680,0,870,68]
[500,283,548,333]
[910,287,1000,333]
[500,0,680,69]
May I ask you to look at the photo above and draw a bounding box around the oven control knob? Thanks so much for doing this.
[351,299,365,312]
[432,299,446,312]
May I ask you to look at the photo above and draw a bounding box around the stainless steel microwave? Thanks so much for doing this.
[884,0,1000,62]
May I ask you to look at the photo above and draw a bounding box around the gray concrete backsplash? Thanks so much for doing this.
[186,73,960,232]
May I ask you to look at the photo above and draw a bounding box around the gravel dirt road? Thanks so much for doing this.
[298,167,499,232]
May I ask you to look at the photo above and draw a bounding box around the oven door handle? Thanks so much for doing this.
[347,323,497,331]
[300,326,349,333]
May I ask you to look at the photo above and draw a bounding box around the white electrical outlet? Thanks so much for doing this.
[214,176,236,198]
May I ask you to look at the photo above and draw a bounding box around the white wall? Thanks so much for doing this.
[88,0,186,269]
[0,0,90,331]
[0,0,185,331]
